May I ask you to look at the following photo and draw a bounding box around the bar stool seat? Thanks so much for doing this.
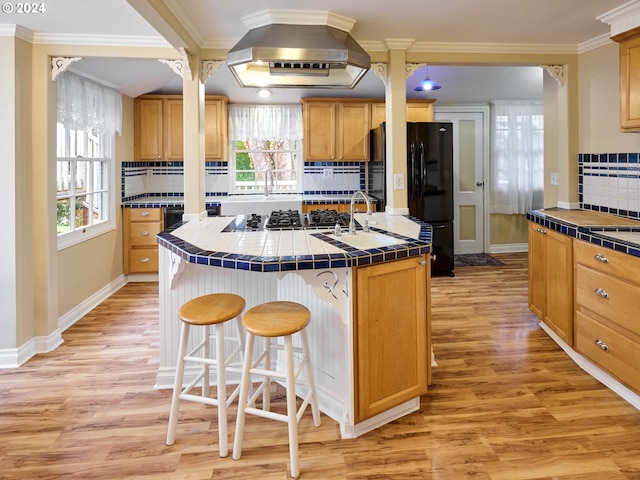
[166,293,246,458]
[232,301,321,479]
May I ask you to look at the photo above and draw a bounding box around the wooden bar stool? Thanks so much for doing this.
[166,293,246,458]
[232,301,321,479]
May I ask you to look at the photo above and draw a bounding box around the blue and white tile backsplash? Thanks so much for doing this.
[579,153,640,220]
[122,161,366,202]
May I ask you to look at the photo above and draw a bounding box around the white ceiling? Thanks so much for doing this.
[0,0,628,103]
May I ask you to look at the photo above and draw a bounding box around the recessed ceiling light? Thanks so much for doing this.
[258,89,272,98]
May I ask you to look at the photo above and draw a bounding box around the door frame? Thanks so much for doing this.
[434,105,491,254]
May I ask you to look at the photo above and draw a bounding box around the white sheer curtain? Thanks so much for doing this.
[57,71,122,136]
[228,104,303,142]
[490,100,544,215]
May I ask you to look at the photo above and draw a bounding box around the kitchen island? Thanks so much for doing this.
[155,212,432,439]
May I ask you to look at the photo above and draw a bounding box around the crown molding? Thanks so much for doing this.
[597,0,640,36]
[0,24,34,42]
[577,33,613,54]
[240,9,356,32]
[31,33,171,47]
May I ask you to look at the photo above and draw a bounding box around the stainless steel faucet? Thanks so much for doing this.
[348,190,372,234]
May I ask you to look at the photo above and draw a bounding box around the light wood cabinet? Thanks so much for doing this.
[134,95,228,161]
[204,96,229,160]
[613,26,640,132]
[123,207,163,274]
[353,255,430,422]
[527,222,573,345]
[574,240,640,394]
[302,98,371,161]
[370,99,436,129]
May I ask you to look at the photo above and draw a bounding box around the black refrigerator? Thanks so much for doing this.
[369,121,454,276]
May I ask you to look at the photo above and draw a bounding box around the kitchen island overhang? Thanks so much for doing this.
[155,213,432,439]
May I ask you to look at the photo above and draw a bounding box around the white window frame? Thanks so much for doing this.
[229,139,303,194]
[56,126,116,250]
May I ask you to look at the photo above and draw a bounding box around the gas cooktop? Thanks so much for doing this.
[222,209,353,232]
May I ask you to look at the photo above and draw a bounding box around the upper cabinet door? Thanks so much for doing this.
[337,102,371,161]
[164,98,184,160]
[205,97,229,160]
[613,27,640,132]
[135,98,164,160]
[303,101,337,161]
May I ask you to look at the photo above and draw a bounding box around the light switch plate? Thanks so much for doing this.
[323,168,333,179]
[550,172,559,186]
[393,173,405,190]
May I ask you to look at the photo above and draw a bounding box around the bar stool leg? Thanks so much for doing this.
[300,329,321,427]
[232,331,254,460]
[214,322,228,457]
[284,334,300,479]
[202,325,210,399]
[166,322,190,446]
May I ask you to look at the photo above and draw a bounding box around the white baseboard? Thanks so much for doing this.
[0,274,128,369]
[488,242,528,254]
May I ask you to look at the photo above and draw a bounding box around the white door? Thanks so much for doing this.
[434,107,489,254]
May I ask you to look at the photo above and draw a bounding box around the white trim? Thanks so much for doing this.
[488,242,528,254]
[557,201,580,210]
[578,33,614,54]
[539,321,640,412]
[597,0,640,37]
[57,275,127,332]
[32,33,170,47]
[57,222,116,250]
[0,331,63,369]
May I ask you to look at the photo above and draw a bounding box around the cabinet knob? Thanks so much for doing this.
[141,257,150,263]
[140,211,150,217]
[594,287,609,299]
[595,339,609,352]
[141,231,149,236]
[419,258,427,266]
[536,227,547,234]
[594,253,609,264]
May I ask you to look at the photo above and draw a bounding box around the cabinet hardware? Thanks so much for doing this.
[141,211,150,217]
[430,254,436,261]
[594,287,609,299]
[141,231,149,236]
[594,253,609,263]
[141,257,150,263]
[418,259,427,266]
[536,227,547,234]
[595,339,609,352]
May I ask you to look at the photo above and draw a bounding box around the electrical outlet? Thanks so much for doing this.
[550,172,559,186]
[393,173,405,190]
[323,168,333,179]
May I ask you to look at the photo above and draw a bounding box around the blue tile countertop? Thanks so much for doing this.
[157,213,432,272]
[527,208,640,258]
[121,194,375,209]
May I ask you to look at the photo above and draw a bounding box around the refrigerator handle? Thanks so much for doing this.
[408,142,415,200]
[419,141,426,196]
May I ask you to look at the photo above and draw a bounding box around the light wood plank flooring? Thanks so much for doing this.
[1,253,639,479]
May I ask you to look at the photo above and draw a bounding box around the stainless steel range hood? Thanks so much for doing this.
[226,24,371,89]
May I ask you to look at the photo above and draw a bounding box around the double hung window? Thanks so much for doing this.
[56,71,121,249]
[228,104,303,194]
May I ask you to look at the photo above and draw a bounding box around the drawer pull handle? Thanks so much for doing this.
[141,257,150,263]
[141,231,149,236]
[140,211,150,217]
[595,339,609,353]
[536,227,547,234]
[594,253,609,263]
[594,288,609,299]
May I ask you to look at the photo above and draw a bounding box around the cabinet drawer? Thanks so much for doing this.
[128,247,159,273]
[575,264,640,338]
[129,222,162,247]
[575,239,640,284]
[128,208,163,222]
[575,311,640,394]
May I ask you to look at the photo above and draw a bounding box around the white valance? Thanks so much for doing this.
[56,71,122,135]
[228,104,303,142]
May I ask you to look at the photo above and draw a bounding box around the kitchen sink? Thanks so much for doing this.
[220,194,303,216]
[329,231,406,250]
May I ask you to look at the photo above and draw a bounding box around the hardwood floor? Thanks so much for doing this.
[1,253,640,479]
